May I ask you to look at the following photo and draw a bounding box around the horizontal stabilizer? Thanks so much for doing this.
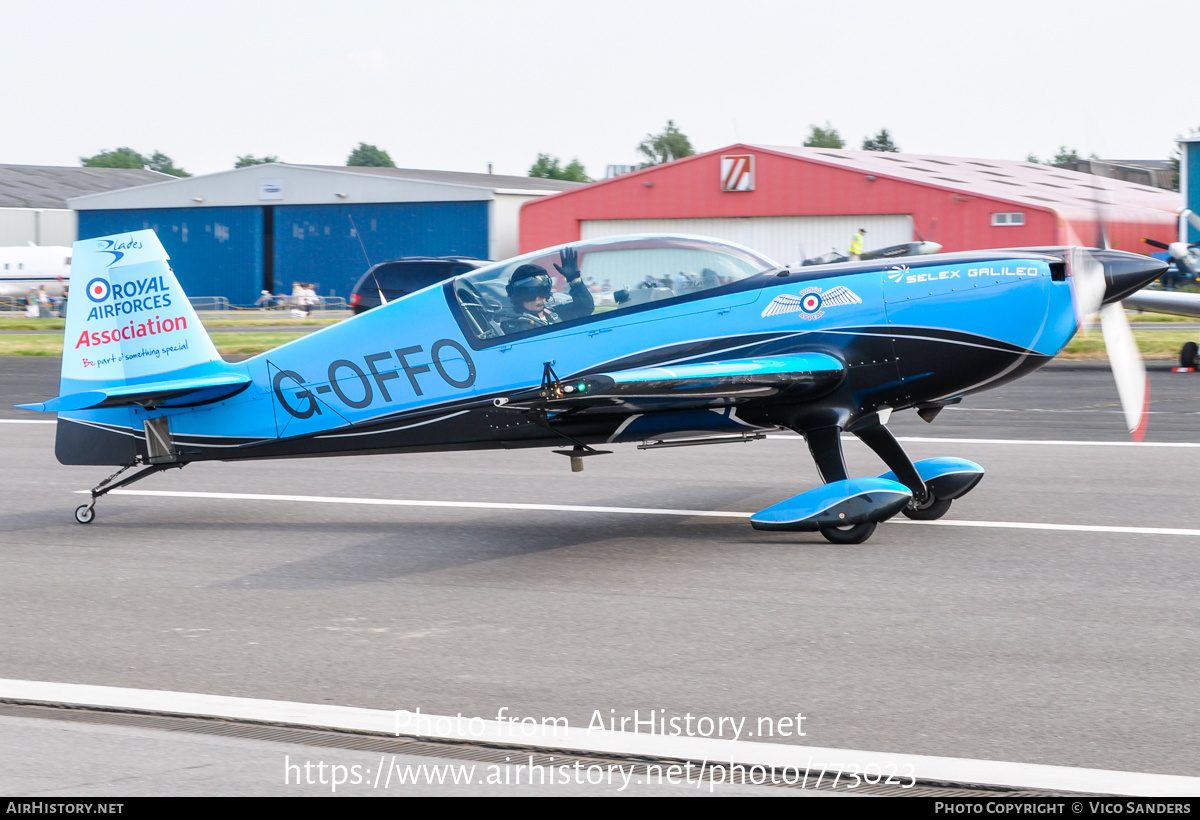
[17,373,251,412]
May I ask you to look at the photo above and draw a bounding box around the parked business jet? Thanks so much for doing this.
[0,244,72,299]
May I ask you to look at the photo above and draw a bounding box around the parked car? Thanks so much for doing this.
[350,257,488,314]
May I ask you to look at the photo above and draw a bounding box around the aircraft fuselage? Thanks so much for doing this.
[53,250,1076,465]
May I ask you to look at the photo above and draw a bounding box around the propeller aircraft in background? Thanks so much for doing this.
[1124,211,1200,367]
[1140,209,1200,289]
[18,230,1164,544]
[799,240,943,267]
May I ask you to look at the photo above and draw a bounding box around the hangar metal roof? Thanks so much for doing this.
[67,163,584,210]
[0,165,172,209]
[298,165,583,194]
[757,145,1179,221]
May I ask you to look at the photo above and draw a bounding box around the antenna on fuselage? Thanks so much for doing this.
[347,214,386,306]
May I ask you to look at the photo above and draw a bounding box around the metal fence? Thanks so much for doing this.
[187,296,231,312]
[0,296,63,317]
[189,295,349,313]
[234,295,349,313]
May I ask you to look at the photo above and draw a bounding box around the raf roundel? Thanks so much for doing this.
[800,292,823,314]
[86,278,110,303]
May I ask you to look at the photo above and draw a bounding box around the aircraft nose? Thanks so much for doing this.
[1097,250,1168,305]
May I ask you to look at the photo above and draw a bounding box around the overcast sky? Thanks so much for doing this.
[2,0,1196,178]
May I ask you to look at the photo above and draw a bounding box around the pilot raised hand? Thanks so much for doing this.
[501,247,595,334]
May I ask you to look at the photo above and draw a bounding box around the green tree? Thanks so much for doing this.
[1025,153,1041,164]
[1050,146,1081,168]
[637,120,694,167]
[561,158,590,182]
[529,153,590,182]
[861,128,899,152]
[347,142,395,167]
[147,151,190,177]
[81,147,189,176]
[235,154,280,168]
[803,122,845,149]
[80,147,148,169]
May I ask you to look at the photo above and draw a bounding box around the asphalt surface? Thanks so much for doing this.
[2,357,1200,794]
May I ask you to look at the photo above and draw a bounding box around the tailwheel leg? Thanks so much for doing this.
[75,460,186,524]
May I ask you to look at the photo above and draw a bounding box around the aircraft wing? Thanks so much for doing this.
[1123,289,1200,319]
[498,353,845,412]
[17,373,252,412]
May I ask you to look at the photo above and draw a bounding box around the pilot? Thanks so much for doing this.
[501,247,594,334]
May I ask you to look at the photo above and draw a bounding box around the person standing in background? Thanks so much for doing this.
[848,228,866,261]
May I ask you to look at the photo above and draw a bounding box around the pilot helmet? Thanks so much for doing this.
[506,264,553,306]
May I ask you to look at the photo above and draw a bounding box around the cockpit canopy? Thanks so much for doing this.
[451,234,779,341]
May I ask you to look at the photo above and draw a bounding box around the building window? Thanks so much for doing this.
[992,212,1025,226]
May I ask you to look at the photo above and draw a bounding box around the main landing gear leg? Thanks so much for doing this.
[852,423,943,519]
[853,423,985,521]
[805,425,848,484]
[804,426,875,545]
[74,461,186,525]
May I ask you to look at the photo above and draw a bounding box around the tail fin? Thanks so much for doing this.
[18,230,247,413]
[62,230,221,383]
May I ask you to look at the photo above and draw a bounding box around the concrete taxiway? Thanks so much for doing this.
[2,357,1199,795]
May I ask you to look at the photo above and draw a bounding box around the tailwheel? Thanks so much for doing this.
[820,522,876,544]
[1182,341,1198,369]
[901,492,952,521]
[74,504,96,525]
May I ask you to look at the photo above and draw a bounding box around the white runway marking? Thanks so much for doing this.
[0,678,1195,796]
[94,489,1200,537]
[0,418,54,424]
[768,434,1200,449]
[893,436,1200,448]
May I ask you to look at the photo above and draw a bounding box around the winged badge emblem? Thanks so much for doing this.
[761,286,862,320]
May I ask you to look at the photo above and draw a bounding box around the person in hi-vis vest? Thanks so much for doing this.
[848,228,866,261]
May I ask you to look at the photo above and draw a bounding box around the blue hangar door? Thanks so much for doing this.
[272,202,489,299]
[77,207,265,307]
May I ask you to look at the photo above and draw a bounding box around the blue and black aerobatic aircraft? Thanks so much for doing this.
[19,230,1165,544]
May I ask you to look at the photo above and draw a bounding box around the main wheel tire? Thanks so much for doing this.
[1182,341,1198,369]
[74,504,95,525]
[820,522,876,544]
[902,493,952,521]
